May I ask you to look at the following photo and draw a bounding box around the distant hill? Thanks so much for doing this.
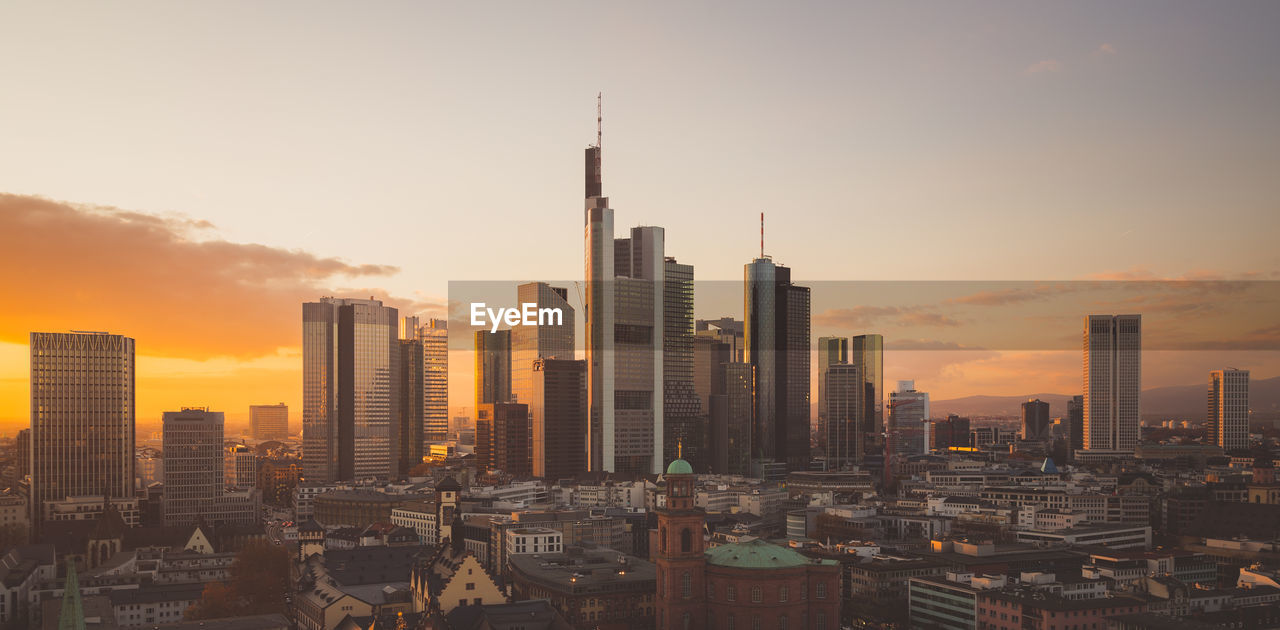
[931,375,1280,419]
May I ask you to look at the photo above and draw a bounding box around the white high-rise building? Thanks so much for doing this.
[1082,314,1142,456]
[1208,368,1249,452]
[583,131,665,475]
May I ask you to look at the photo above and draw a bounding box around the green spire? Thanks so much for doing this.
[58,559,85,630]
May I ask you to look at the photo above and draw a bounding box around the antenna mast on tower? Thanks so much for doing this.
[596,92,602,149]
[760,212,764,258]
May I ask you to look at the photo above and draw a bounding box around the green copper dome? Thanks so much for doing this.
[706,539,836,569]
[666,459,694,475]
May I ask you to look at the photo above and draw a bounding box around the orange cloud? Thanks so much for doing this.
[0,194,439,359]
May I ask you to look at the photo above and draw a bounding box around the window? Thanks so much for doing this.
[682,572,692,599]
[681,528,693,553]
[816,582,827,599]
[660,527,667,552]
[727,585,737,602]
[751,586,762,603]
[683,612,692,630]
[816,612,826,630]
[707,582,715,599]
[801,583,807,600]
[466,582,475,590]
[779,585,788,603]
[779,615,788,629]
[752,615,761,630]
[727,614,736,630]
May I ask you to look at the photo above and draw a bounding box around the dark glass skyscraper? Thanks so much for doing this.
[851,334,884,443]
[303,297,400,482]
[475,329,512,408]
[1021,398,1051,440]
[744,257,810,472]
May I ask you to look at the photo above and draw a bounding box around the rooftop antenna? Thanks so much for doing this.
[596,92,602,149]
[760,211,765,258]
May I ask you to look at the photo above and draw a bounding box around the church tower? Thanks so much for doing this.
[436,476,460,542]
[654,453,706,630]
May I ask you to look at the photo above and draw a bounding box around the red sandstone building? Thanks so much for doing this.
[977,589,1147,630]
[653,457,841,630]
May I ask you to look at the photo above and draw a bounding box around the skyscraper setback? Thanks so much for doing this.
[29,331,136,533]
[744,255,811,471]
[583,117,668,475]
[1082,314,1142,456]
[303,297,400,482]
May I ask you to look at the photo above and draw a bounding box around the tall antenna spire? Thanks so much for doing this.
[596,92,603,149]
[760,211,764,258]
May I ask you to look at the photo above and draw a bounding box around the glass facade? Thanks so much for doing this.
[303,297,399,482]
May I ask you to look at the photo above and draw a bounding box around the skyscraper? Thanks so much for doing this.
[824,363,863,469]
[302,297,400,482]
[532,358,587,482]
[709,362,753,476]
[1066,395,1084,456]
[744,256,810,472]
[475,329,512,408]
[398,317,448,476]
[29,331,136,533]
[476,402,530,477]
[663,257,704,472]
[397,331,425,477]
[851,334,884,444]
[1208,368,1249,452]
[1021,399,1051,441]
[583,121,666,475]
[162,408,259,527]
[1082,314,1141,456]
[163,407,221,525]
[888,380,930,455]
[511,282,574,468]
[249,403,289,441]
[816,337,849,457]
[419,319,449,443]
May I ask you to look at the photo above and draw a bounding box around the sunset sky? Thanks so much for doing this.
[2,2,1278,434]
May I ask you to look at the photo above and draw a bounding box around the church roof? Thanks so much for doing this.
[666,459,694,475]
[705,538,835,569]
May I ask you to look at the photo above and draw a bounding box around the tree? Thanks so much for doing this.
[185,540,291,619]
